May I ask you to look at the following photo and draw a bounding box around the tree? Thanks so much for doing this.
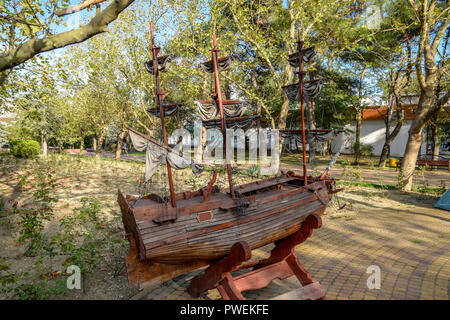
[162,0,376,164]
[7,76,68,154]
[399,0,449,191]
[340,43,385,164]
[0,0,136,76]
[359,0,420,167]
[430,27,449,161]
[378,67,409,167]
[378,37,412,168]
[60,1,173,157]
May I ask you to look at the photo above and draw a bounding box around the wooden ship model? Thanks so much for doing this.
[118,24,340,300]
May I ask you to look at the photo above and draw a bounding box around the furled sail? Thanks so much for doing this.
[282,79,325,102]
[129,129,203,182]
[202,115,260,129]
[147,103,183,117]
[287,46,316,67]
[280,129,341,144]
[200,55,235,73]
[144,54,174,74]
[194,100,247,121]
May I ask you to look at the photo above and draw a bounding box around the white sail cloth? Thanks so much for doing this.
[194,100,247,121]
[287,46,316,67]
[280,129,338,143]
[147,104,182,117]
[282,79,325,103]
[144,54,174,74]
[129,130,203,182]
[200,55,235,73]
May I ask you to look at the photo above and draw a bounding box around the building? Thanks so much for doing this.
[331,94,450,157]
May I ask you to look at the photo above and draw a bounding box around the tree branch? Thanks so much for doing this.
[431,14,450,56]
[413,0,427,91]
[425,90,450,123]
[229,6,284,92]
[54,0,108,17]
[222,73,276,128]
[0,0,135,72]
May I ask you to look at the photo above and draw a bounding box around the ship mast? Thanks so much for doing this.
[211,34,235,198]
[150,22,176,208]
[297,30,308,186]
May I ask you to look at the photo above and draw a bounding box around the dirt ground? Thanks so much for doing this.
[0,152,446,299]
[0,153,261,299]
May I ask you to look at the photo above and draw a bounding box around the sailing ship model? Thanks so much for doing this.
[118,24,340,300]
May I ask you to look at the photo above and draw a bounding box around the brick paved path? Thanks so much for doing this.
[142,190,449,300]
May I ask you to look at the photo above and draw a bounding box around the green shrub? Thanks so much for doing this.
[108,143,117,152]
[9,139,22,151]
[351,141,374,157]
[10,140,40,158]
[360,144,374,157]
[341,159,350,167]
[16,168,57,255]
[247,164,261,178]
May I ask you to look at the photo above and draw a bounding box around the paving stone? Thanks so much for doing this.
[143,192,449,300]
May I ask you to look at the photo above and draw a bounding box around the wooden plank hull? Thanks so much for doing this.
[118,175,334,265]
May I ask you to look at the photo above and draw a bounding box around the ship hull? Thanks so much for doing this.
[118,174,334,264]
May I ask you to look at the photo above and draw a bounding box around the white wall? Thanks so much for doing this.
[331,120,427,157]
[0,117,13,148]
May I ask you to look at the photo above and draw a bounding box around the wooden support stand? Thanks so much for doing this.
[187,213,326,300]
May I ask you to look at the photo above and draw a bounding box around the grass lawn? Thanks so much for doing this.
[127,151,146,156]
[281,152,392,169]
[281,151,450,173]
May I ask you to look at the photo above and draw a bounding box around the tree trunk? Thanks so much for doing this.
[379,112,404,167]
[379,93,393,168]
[93,136,97,151]
[115,130,127,159]
[79,135,85,154]
[202,73,209,99]
[41,131,48,156]
[431,116,439,160]
[224,82,232,100]
[399,93,433,190]
[278,98,290,156]
[57,138,63,152]
[379,144,390,167]
[400,130,423,191]
[354,109,362,165]
[353,67,367,165]
[398,2,449,190]
[251,70,262,115]
[195,125,206,163]
[379,121,404,168]
[307,99,316,163]
[95,132,104,158]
